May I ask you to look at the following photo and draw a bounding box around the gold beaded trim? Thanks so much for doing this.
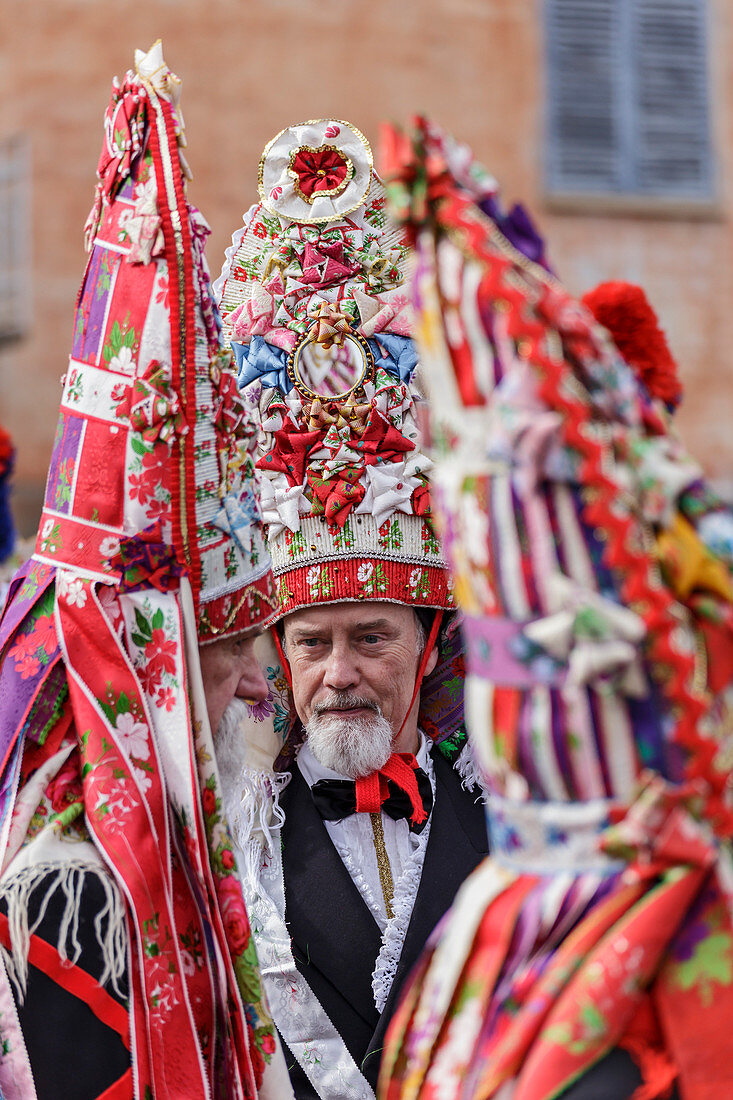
[370,812,395,920]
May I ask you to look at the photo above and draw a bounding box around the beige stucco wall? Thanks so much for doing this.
[1,0,731,534]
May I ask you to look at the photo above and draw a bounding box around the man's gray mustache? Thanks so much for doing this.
[312,694,382,718]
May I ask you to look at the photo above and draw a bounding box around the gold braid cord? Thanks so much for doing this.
[370,812,395,919]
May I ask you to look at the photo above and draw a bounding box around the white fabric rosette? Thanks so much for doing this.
[258,119,373,224]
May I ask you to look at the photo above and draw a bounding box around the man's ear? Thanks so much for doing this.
[424,641,439,678]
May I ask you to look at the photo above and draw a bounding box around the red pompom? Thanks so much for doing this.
[582,280,683,408]
[0,425,13,478]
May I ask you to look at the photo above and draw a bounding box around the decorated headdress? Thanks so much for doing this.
[0,44,288,1098]
[38,57,273,637]
[215,120,451,620]
[378,120,733,1100]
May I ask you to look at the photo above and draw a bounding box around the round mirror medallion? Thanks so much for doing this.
[288,331,374,401]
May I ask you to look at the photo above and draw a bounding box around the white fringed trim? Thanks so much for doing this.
[224,767,291,861]
[455,741,486,796]
[371,751,436,1014]
[213,697,291,859]
[0,861,127,1002]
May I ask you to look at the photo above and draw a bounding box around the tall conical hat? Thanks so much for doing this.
[216,120,452,620]
[378,118,733,1100]
[36,46,274,639]
[0,44,287,1099]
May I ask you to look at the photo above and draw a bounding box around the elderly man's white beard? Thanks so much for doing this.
[304,693,394,778]
[213,695,395,781]
[213,698,251,789]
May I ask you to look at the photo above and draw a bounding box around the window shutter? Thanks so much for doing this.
[0,136,31,342]
[632,0,713,197]
[544,0,714,200]
[545,0,622,193]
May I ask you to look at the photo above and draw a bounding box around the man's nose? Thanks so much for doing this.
[235,653,269,705]
[322,642,359,691]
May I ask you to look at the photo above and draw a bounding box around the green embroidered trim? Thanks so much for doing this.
[435,725,467,761]
[21,664,69,747]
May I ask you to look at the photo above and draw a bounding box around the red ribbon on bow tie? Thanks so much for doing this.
[355,752,428,828]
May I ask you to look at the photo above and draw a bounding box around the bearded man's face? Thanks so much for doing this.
[282,602,437,776]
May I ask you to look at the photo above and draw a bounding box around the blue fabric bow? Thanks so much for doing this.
[233,337,292,394]
[367,334,417,385]
[213,488,260,555]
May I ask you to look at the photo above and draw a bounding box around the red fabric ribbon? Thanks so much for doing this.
[353,409,415,465]
[412,482,431,516]
[290,147,349,199]
[210,357,249,439]
[108,521,186,592]
[300,240,360,289]
[0,424,13,477]
[115,359,186,444]
[355,752,428,828]
[307,467,365,528]
[96,79,146,201]
[257,425,323,486]
[601,773,719,878]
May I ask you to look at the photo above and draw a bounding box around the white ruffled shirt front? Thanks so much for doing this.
[296,733,436,1012]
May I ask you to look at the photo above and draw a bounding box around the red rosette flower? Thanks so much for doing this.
[201,786,217,817]
[289,146,351,201]
[352,409,416,466]
[46,757,83,814]
[217,875,251,956]
[582,281,683,409]
[307,467,366,529]
[257,425,323,487]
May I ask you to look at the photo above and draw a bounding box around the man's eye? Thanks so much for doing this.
[299,637,322,648]
[362,634,381,645]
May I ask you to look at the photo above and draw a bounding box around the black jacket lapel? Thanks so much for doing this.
[363,752,488,1084]
[281,766,382,1031]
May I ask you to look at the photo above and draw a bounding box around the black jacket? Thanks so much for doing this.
[280,749,489,1096]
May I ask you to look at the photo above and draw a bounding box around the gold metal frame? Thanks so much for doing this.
[287,329,375,402]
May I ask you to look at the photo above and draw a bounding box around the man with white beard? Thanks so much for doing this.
[287,603,431,777]
[0,48,293,1100]
[214,118,489,1100]
[217,599,487,1100]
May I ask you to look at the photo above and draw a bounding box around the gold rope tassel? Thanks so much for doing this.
[370,812,395,920]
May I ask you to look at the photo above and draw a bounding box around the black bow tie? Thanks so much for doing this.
[310,761,433,835]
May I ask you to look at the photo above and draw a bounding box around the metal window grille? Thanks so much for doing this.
[0,135,31,341]
[544,0,714,199]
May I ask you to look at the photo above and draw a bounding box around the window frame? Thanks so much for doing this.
[542,0,719,216]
